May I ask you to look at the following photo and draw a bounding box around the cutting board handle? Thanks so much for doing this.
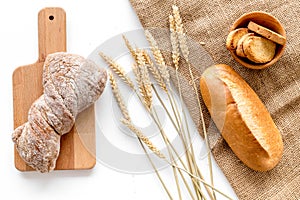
[38,7,66,62]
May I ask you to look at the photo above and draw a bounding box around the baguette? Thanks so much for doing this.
[226,28,249,50]
[200,64,283,171]
[248,21,286,45]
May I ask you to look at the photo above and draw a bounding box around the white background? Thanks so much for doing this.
[0,0,238,199]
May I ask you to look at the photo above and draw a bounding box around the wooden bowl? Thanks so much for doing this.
[229,11,286,69]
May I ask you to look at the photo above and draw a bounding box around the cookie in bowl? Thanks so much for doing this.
[226,11,286,69]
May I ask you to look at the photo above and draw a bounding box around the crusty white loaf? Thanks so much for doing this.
[200,64,283,171]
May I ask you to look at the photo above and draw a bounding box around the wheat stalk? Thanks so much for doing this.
[138,139,174,200]
[172,5,189,62]
[104,7,232,199]
[138,48,194,199]
[169,14,180,70]
[135,48,146,67]
[142,50,168,92]
[170,164,233,200]
[122,35,138,62]
[133,46,187,199]
[132,63,152,110]
[132,63,146,99]
[144,30,170,86]
[144,23,208,199]
[99,52,135,89]
[170,9,205,199]
[132,59,185,200]
[110,70,162,159]
[172,4,217,199]
[109,72,131,121]
[132,63,141,86]
[121,118,165,159]
[136,50,153,110]
[109,64,173,199]
[170,10,202,198]
[152,84,208,199]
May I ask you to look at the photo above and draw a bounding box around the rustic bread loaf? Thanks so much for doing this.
[12,52,107,172]
[200,64,283,171]
[243,36,276,63]
[226,28,249,50]
[248,21,286,45]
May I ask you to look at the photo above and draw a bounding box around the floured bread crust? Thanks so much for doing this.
[12,52,107,172]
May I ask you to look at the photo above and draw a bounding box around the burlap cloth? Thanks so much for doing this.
[129,0,300,199]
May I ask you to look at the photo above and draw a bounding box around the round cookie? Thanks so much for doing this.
[236,33,255,57]
[226,28,249,50]
[243,36,276,63]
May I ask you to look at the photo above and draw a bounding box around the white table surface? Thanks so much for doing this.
[0,0,238,199]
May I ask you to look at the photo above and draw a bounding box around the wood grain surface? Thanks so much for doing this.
[12,7,96,171]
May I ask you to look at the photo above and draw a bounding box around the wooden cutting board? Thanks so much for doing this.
[12,7,96,171]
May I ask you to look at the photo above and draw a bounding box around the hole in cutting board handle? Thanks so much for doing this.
[49,15,54,20]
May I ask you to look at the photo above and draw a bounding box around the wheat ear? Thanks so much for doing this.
[132,63,151,111]
[172,5,189,62]
[142,50,168,92]
[136,50,153,110]
[132,63,144,96]
[169,14,180,70]
[99,52,135,89]
[132,63,141,87]
[109,72,131,121]
[122,35,138,62]
[144,30,170,86]
[121,118,165,159]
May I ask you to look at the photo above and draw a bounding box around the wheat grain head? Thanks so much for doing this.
[121,118,165,159]
[142,50,167,92]
[136,50,153,109]
[169,14,180,70]
[109,72,131,121]
[144,30,170,86]
[172,5,189,62]
[99,52,135,89]
[122,35,138,62]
